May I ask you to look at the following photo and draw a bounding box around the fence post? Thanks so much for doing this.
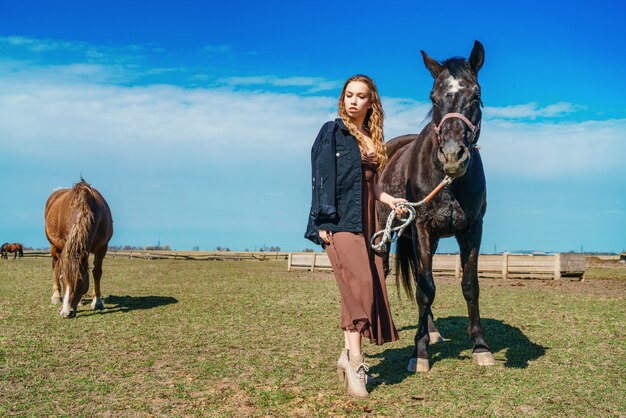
[455,255,461,280]
[287,253,293,271]
[311,253,317,272]
[502,252,509,280]
[554,253,561,280]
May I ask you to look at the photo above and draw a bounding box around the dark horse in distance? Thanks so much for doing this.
[377,41,494,372]
[1,243,24,259]
[44,179,113,318]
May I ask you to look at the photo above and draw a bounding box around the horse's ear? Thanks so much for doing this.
[469,40,484,74]
[421,50,442,78]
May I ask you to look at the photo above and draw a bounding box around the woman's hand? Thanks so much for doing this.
[375,186,408,216]
[318,230,331,245]
[381,194,408,216]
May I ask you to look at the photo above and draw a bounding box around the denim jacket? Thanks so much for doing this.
[304,118,363,246]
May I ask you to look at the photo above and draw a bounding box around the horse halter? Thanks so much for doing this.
[433,113,481,145]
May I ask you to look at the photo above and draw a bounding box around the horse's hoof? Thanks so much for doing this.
[51,297,62,305]
[407,358,430,373]
[472,352,495,366]
[91,299,104,310]
[60,309,76,319]
[429,332,444,343]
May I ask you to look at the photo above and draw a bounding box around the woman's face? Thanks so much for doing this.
[343,81,371,122]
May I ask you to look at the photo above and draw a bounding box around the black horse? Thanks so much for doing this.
[377,41,493,372]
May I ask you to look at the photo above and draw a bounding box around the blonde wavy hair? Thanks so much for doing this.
[338,74,387,169]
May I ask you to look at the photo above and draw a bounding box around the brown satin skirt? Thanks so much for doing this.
[325,154,399,345]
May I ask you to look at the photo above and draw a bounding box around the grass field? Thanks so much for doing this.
[1,258,624,416]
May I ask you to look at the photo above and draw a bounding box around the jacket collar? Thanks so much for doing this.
[335,117,350,132]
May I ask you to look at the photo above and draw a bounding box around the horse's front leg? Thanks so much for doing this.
[50,247,63,305]
[90,248,106,310]
[420,301,444,343]
[408,223,437,373]
[457,222,494,366]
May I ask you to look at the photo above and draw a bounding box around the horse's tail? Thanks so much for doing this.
[395,234,417,302]
[18,243,23,257]
[61,182,94,287]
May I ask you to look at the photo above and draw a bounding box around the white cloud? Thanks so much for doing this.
[0,74,336,164]
[479,118,626,178]
[484,101,585,120]
[0,59,623,181]
[0,36,78,52]
[382,97,432,137]
[217,75,342,93]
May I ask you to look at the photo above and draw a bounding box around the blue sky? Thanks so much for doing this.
[1,1,624,253]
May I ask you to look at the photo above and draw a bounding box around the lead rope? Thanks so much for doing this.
[370,176,454,252]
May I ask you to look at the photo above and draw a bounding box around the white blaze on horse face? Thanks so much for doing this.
[445,76,464,94]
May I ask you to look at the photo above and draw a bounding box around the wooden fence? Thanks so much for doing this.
[19,250,587,279]
[21,250,289,262]
[287,252,586,280]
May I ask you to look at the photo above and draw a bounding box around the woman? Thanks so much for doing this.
[305,75,403,399]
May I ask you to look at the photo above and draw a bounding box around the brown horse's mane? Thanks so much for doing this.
[61,180,96,287]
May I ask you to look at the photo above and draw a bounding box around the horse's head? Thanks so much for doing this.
[422,40,484,178]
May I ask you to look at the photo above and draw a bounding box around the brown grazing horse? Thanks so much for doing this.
[377,41,493,372]
[44,179,113,318]
[1,243,24,259]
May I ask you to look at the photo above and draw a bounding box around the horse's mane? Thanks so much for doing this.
[442,57,474,80]
[61,179,96,285]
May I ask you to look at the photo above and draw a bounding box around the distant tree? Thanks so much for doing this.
[192,245,200,251]
[303,248,314,252]
[123,245,142,250]
[145,244,171,251]
[110,245,144,251]
[259,244,281,252]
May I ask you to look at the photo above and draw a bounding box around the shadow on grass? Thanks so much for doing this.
[78,295,178,316]
[369,316,546,386]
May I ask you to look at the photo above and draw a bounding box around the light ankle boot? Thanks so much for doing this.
[337,349,350,382]
[345,355,369,399]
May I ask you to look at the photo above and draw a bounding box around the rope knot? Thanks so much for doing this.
[371,176,453,252]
